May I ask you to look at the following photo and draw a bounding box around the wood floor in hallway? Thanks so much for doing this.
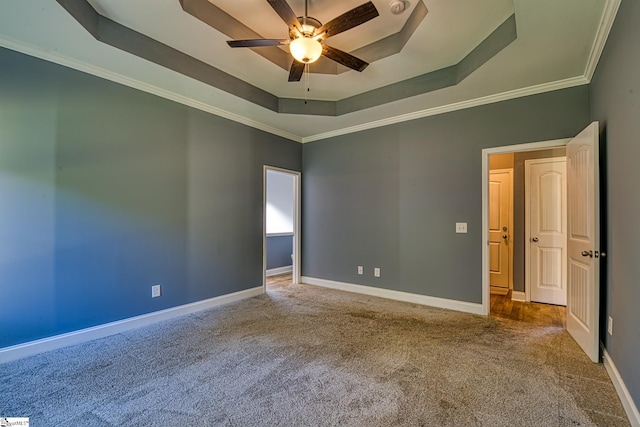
[491,292,566,328]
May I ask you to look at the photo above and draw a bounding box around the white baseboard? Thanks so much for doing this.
[511,291,526,302]
[0,286,263,364]
[602,347,640,426]
[301,276,484,315]
[266,265,292,277]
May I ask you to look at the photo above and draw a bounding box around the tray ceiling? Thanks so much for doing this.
[0,0,616,141]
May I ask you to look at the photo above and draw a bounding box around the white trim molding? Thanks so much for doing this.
[0,0,620,145]
[600,350,640,427]
[266,232,294,237]
[603,347,640,427]
[0,286,263,364]
[302,77,588,143]
[511,291,526,302]
[481,138,570,316]
[266,265,293,277]
[301,276,484,315]
[585,0,622,81]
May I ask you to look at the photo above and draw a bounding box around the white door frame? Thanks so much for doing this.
[263,166,301,288]
[481,139,570,315]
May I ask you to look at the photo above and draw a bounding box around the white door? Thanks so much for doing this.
[527,158,567,306]
[489,170,512,288]
[566,122,600,363]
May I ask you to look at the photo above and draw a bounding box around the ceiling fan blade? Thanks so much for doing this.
[267,0,301,33]
[322,45,369,72]
[316,1,379,40]
[288,61,305,82]
[227,39,288,48]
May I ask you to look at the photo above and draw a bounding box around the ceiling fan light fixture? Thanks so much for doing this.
[289,36,322,64]
[226,0,378,81]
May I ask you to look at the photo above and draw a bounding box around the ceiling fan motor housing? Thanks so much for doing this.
[290,16,322,39]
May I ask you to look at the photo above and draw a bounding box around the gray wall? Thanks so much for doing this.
[266,235,293,270]
[0,47,301,348]
[590,0,640,408]
[302,86,590,303]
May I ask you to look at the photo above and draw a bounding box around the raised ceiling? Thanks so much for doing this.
[0,0,618,141]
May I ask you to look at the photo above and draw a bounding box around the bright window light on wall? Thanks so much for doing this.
[266,203,293,234]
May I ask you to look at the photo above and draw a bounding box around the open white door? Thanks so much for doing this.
[566,122,600,362]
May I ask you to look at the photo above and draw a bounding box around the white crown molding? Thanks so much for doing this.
[302,76,589,143]
[301,276,484,315]
[603,347,640,427]
[0,0,620,144]
[584,0,622,81]
[302,0,620,143]
[0,286,263,363]
[0,36,303,143]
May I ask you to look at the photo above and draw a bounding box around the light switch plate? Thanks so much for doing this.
[456,222,468,233]
[152,284,162,298]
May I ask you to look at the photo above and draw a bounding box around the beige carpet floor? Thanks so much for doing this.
[0,278,630,426]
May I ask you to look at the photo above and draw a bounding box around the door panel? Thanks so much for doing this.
[528,159,567,305]
[489,170,512,288]
[566,122,600,362]
[569,260,590,328]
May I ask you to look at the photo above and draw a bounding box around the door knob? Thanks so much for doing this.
[581,250,593,258]
[502,234,508,239]
[502,226,508,232]
[532,237,539,242]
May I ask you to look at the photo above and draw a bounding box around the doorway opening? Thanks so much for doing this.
[483,139,569,327]
[484,123,602,362]
[264,166,301,291]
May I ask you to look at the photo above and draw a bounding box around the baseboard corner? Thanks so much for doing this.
[602,347,640,427]
[511,291,526,302]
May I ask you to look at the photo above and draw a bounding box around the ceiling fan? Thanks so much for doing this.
[226,0,379,82]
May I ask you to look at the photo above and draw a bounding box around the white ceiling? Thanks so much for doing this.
[0,0,617,142]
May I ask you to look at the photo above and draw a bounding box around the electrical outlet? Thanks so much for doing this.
[456,222,468,233]
[152,284,162,298]
[374,267,381,277]
[608,316,613,335]
[357,266,363,275]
